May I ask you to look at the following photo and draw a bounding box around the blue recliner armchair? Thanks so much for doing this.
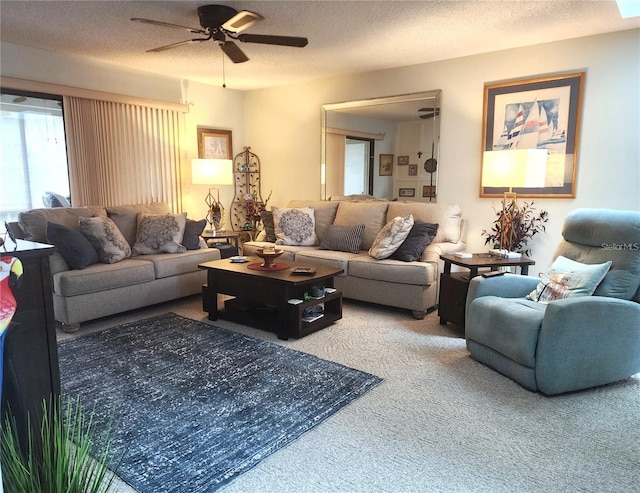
[465,208,640,395]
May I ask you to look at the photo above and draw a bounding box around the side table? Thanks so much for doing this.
[201,231,240,258]
[438,253,535,331]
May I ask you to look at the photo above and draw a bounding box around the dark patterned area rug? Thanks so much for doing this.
[57,313,382,492]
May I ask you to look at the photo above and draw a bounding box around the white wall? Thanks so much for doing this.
[3,30,639,274]
[245,29,640,274]
[0,42,245,223]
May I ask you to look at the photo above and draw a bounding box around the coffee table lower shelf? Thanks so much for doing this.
[202,286,342,339]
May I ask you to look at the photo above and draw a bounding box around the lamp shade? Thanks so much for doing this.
[482,149,548,189]
[191,158,234,185]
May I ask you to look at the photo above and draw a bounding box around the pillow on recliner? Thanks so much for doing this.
[526,255,612,303]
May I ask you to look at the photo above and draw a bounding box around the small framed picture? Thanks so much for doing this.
[408,164,418,176]
[397,155,409,166]
[379,154,393,176]
[422,185,436,198]
[197,127,233,159]
[399,188,415,197]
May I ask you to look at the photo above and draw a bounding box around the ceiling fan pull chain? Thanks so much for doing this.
[222,50,226,88]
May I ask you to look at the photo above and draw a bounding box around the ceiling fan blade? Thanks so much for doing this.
[131,17,207,35]
[237,34,308,47]
[146,38,207,53]
[221,41,249,63]
[221,10,264,33]
[418,107,438,112]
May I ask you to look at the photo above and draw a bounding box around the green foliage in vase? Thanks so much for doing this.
[481,200,549,256]
[1,396,120,493]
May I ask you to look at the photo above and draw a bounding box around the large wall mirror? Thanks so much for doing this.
[321,90,441,201]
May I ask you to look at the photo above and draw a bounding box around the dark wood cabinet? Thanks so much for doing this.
[438,272,470,329]
[1,240,60,453]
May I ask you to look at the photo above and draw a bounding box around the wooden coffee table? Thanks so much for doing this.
[199,258,343,340]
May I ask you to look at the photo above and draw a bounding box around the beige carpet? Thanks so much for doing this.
[59,295,640,493]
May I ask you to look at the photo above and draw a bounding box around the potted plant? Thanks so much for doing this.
[1,396,120,493]
[481,200,549,257]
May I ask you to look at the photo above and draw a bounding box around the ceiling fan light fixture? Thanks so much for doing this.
[222,11,264,33]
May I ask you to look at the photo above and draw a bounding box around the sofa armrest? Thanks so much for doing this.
[48,251,70,275]
[536,297,640,394]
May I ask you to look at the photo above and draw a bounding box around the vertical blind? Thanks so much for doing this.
[63,96,183,211]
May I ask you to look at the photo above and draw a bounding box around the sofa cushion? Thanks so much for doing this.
[182,219,206,250]
[369,215,414,259]
[18,206,107,243]
[272,207,318,246]
[526,256,612,303]
[132,213,187,255]
[107,203,171,247]
[46,222,99,269]
[333,201,388,250]
[287,200,340,242]
[78,216,132,264]
[319,224,366,253]
[347,255,436,285]
[140,248,221,279]
[391,221,439,262]
[387,202,461,244]
[52,258,155,297]
[294,249,355,275]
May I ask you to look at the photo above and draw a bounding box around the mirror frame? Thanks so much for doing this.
[321,90,441,200]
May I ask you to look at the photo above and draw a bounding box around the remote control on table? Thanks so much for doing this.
[482,270,506,278]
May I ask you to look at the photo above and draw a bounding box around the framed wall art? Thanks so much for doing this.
[397,155,409,166]
[379,154,393,176]
[481,72,584,198]
[408,164,418,176]
[198,127,233,159]
[398,187,415,198]
[422,185,436,198]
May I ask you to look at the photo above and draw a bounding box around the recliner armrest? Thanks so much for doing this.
[536,296,640,394]
[466,274,539,317]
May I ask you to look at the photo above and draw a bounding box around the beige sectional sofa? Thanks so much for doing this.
[243,199,465,319]
[17,203,220,329]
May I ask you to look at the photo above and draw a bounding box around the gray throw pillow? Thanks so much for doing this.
[133,213,187,255]
[78,216,132,264]
[182,218,206,250]
[46,221,99,269]
[391,221,439,262]
[319,224,366,253]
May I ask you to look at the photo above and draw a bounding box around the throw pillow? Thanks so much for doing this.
[260,210,276,243]
[526,255,613,303]
[368,215,414,260]
[272,207,317,246]
[46,221,99,269]
[391,221,439,262]
[132,213,187,255]
[78,216,132,264]
[182,218,206,250]
[319,224,366,253]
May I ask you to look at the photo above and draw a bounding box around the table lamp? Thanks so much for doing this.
[191,158,234,234]
[482,149,547,251]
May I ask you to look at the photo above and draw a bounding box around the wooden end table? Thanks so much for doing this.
[438,253,535,331]
[199,258,343,340]
[201,231,240,258]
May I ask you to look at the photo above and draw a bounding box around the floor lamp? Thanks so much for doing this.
[482,149,547,252]
[191,158,234,235]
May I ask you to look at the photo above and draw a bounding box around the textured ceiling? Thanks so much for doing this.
[1,1,638,91]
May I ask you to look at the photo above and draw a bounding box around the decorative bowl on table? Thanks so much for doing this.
[255,247,284,268]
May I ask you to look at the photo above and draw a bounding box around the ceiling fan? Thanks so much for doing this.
[131,4,308,64]
[418,107,440,119]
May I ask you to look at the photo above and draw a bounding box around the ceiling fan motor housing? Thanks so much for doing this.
[198,5,238,30]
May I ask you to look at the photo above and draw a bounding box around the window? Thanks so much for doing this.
[0,91,70,225]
